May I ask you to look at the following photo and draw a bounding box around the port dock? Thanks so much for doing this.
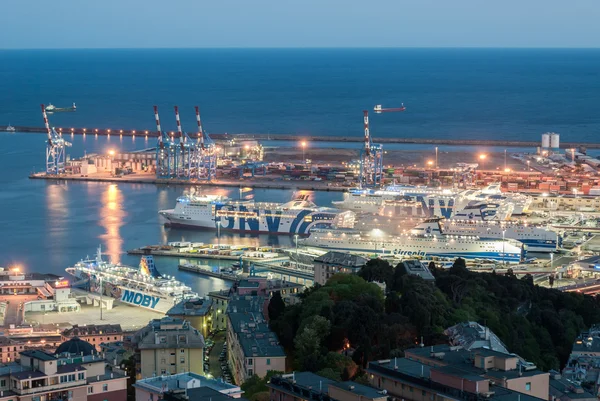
[128,244,289,264]
[6,125,600,148]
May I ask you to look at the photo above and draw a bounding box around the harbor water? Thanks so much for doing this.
[1,48,600,294]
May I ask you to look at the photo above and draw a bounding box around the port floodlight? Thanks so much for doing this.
[108,149,115,156]
[479,154,487,160]
[301,141,307,147]
[504,168,511,173]
[427,160,434,166]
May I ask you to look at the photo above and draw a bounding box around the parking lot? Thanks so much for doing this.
[1,294,39,327]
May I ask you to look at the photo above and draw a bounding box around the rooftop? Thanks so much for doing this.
[549,372,595,400]
[167,298,213,317]
[331,381,388,399]
[62,324,123,337]
[401,260,435,280]
[164,387,250,401]
[444,322,509,354]
[134,317,205,350]
[20,350,57,361]
[314,251,368,267]
[227,296,286,358]
[368,359,546,401]
[238,280,260,288]
[134,372,241,395]
[269,372,337,397]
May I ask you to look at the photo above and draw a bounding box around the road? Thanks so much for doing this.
[1,295,38,327]
[208,331,226,378]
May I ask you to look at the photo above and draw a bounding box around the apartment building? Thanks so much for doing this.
[226,296,286,384]
[134,372,244,401]
[313,252,368,286]
[403,345,549,400]
[210,277,303,331]
[366,346,549,401]
[0,339,127,401]
[61,325,123,352]
[268,372,387,401]
[131,317,205,379]
[0,337,24,364]
[167,298,213,339]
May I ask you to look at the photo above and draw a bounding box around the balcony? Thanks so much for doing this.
[16,379,87,395]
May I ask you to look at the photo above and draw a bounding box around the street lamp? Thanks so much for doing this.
[479,153,487,171]
[526,160,531,171]
[427,160,434,169]
[435,147,438,169]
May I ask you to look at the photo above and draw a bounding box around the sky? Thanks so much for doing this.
[1,0,599,49]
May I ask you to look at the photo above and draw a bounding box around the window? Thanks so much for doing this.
[103,384,108,392]
[0,379,5,387]
[161,369,167,375]
[180,358,185,364]
[78,373,85,380]
[525,383,531,391]
[180,349,185,354]
[248,359,253,366]
[88,387,94,394]
[248,369,253,376]
[266,359,271,366]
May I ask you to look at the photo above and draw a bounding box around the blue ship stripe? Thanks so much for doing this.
[290,210,312,234]
[309,246,522,262]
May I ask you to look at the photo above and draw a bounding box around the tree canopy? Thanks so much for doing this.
[270,257,600,374]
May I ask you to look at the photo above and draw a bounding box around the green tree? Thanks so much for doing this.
[268,291,286,321]
[241,371,283,401]
[294,315,331,371]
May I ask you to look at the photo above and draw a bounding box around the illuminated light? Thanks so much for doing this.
[479,154,487,160]
[132,130,136,134]
[107,129,111,133]
[108,150,115,156]
[119,130,123,133]
[55,280,69,288]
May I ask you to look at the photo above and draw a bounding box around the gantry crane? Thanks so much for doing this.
[41,104,71,175]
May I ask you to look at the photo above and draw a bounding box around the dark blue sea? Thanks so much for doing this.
[0,48,599,293]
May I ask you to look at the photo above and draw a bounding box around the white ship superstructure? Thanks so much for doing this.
[160,194,355,235]
[301,221,525,263]
[412,204,558,253]
[66,247,197,313]
[334,184,532,218]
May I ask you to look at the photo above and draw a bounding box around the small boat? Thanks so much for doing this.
[45,102,76,113]
[6,124,15,132]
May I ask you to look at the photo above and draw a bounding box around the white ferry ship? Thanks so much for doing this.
[302,221,525,263]
[159,194,355,235]
[334,183,531,218]
[412,204,558,253]
[66,247,197,314]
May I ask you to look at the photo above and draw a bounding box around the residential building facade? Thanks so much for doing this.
[131,317,205,379]
[313,252,368,286]
[167,298,213,339]
[0,339,127,401]
[134,372,243,401]
[226,296,286,384]
[61,324,123,352]
[0,337,24,364]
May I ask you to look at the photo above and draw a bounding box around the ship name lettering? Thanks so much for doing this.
[122,290,160,309]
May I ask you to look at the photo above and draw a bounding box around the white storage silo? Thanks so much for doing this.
[541,133,551,149]
[550,132,560,150]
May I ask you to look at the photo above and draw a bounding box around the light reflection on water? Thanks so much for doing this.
[98,184,126,263]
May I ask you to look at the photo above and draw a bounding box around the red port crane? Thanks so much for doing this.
[373,103,406,113]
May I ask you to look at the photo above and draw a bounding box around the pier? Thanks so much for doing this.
[5,125,600,148]
[178,264,242,282]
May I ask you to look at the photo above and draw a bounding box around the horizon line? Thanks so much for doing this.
[1,46,600,51]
